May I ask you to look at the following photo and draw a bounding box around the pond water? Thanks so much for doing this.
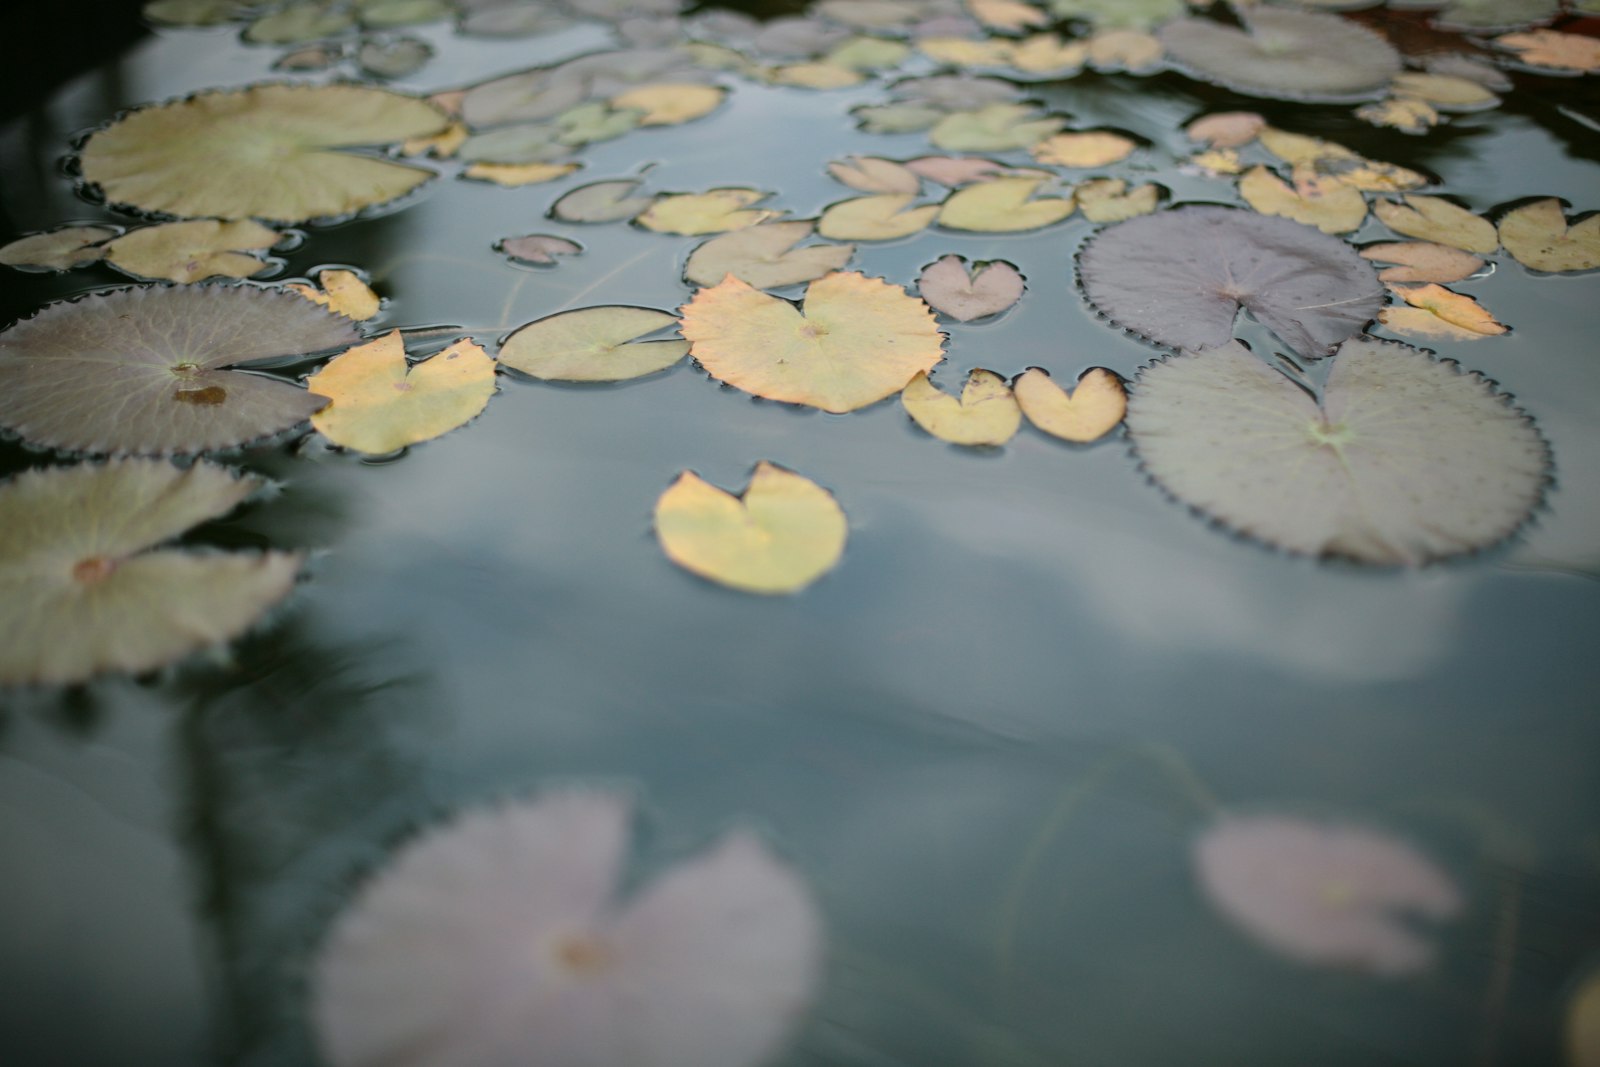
[2,4,1599,1066]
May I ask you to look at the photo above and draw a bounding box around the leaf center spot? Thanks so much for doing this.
[175,385,228,405]
[392,380,414,392]
[550,933,615,978]
[1306,419,1354,449]
[171,361,202,378]
[72,555,118,584]
[798,322,826,339]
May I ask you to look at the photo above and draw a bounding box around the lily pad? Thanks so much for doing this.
[1238,165,1368,234]
[497,234,584,267]
[1359,242,1485,284]
[286,269,382,320]
[0,285,361,455]
[0,226,118,272]
[1373,195,1498,254]
[1379,284,1508,342]
[552,179,657,223]
[655,463,847,594]
[1013,367,1126,443]
[1031,130,1137,168]
[1497,199,1600,273]
[916,255,1025,321]
[637,189,779,236]
[0,459,301,686]
[460,71,586,127]
[1074,179,1160,223]
[684,222,854,290]
[498,306,687,382]
[678,272,944,413]
[357,37,435,79]
[900,369,1021,446]
[610,83,725,125]
[80,83,448,223]
[1077,205,1384,358]
[245,3,355,44]
[1158,8,1401,101]
[818,194,939,241]
[306,333,495,454]
[938,175,1074,232]
[1125,338,1549,563]
[103,219,282,283]
[827,156,922,195]
[930,104,1063,152]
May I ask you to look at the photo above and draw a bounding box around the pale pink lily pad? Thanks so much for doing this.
[313,791,823,1067]
[917,255,1025,321]
[498,233,584,265]
[1195,813,1464,975]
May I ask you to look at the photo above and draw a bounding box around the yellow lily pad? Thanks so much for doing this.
[818,194,939,241]
[1389,72,1498,110]
[938,176,1074,233]
[918,37,1016,67]
[1356,97,1440,134]
[1075,179,1160,223]
[462,161,582,187]
[609,83,726,126]
[1494,29,1600,74]
[104,219,281,283]
[306,332,496,454]
[1373,195,1498,254]
[401,120,467,158]
[769,63,865,89]
[901,369,1021,446]
[967,0,1049,32]
[1013,367,1126,443]
[1009,34,1088,75]
[678,272,944,413]
[1239,164,1368,234]
[1379,284,1508,342]
[0,226,117,271]
[1497,198,1600,273]
[637,189,780,235]
[1185,111,1266,148]
[286,269,382,320]
[1086,29,1163,73]
[684,222,854,290]
[1359,242,1484,284]
[1031,131,1137,168]
[80,83,448,223]
[498,306,687,382]
[654,463,847,595]
[826,156,922,195]
[930,104,1063,152]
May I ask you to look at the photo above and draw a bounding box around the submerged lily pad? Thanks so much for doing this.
[80,83,448,223]
[1158,8,1401,101]
[1125,338,1549,563]
[1077,205,1383,358]
[655,463,848,594]
[0,285,361,455]
[0,459,301,686]
[679,272,944,413]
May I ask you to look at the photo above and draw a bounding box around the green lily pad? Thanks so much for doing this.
[245,3,356,44]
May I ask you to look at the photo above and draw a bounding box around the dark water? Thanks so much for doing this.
[1,10,1599,1067]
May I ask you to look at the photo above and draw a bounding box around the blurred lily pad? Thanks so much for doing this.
[818,194,939,241]
[0,459,301,685]
[357,37,435,79]
[0,226,118,272]
[1158,8,1401,101]
[0,285,360,455]
[497,234,584,267]
[80,83,448,223]
[245,3,355,44]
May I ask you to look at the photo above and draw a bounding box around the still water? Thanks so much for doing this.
[1,7,1598,1066]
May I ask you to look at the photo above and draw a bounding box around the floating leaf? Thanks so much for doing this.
[853,103,944,134]
[103,219,281,283]
[824,36,913,71]
[1360,242,1485,284]
[1008,33,1088,75]
[891,73,1021,110]
[0,459,301,685]
[930,104,1063,152]
[678,272,943,413]
[1158,9,1401,101]
[1051,0,1185,31]
[0,285,360,455]
[312,792,823,1065]
[918,37,1016,68]
[305,333,495,453]
[1084,29,1164,72]
[1257,127,1428,192]
[143,0,244,26]
[499,306,687,382]
[357,37,434,79]
[609,83,725,125]
[905,156,1005,186]
[1074,179,1159,223]
[818,194,939,241]
[1431,0,1558,32]
[655,464,847,594]
[1373,195,1498,254]
[638,189,778,235]
[1356,97,1440,135]
[1013,367,1125,443]
[1031,130,1136,168]
[684,222,854,290]
[553,101,643,147]
[1238,164,1368,234]
[769,63,865,89]
[827,157,922,195]
[457,122,569,165]
[1184,111,1265,148]
[967,0,1049,32]
[359,0,451,28]
[1493,29,1600,73]
[400,121,466,158]
[285,269,381,320]
[900,369,1021,446]
[1185,148,1243,176]
[80,84,448,223]
[916,255,1024,321]
[1380,284,1508,341]
[245,3,355,44]
[1497,199,1600,273]
[1077,205,1383,358]
[275,43,344,72]
[1389,72,1498,110]
[552,179,657,223]
[464,161,582,187]
[0,226,117,272]
[459,71,586,128]
[1195,814,1463,974]
[1126,338,1549,563]
[498,234,583,267]
[816,0,919,30]
[938,175,1074,232]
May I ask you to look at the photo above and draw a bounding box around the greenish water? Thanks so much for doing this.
[2,10,1599,1067]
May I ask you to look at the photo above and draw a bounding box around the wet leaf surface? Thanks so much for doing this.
[1381,283,1508,341]
[1030,131,1137,168]
[1238,165,1368,234]
[655,463,847,594]
[0,285,360,455]
[498,306,687,382]
[1074,178,1160,222]
[306,333,496,454]
[0,459,300,685]
[678,272,943,413]
[1126,338,1549,563]
[551,179,657,223]
[900,369,1021,446]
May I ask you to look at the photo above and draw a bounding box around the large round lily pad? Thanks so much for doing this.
[80,83,449,223]
[1078,205,1383,358]
[1158,9,1401,101]
[1125,338,1550,564]
[0,285,362,455]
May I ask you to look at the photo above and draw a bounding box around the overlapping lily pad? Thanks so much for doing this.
[0,285,361,455]
[1077,206,1384,358]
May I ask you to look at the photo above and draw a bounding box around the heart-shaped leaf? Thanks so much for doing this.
[1497,198,1600,273]
[678,272,944,413]
[499,306,687,382]
[1378,284,1508,341]
[818,195,939,241]
[900,369,1021,446]
[0,459,301,685]
[654,463,847,594]
[306,332,496,454]
[916,255,1025,321]
[684,222,854,289]
[938,176,1074,232]
[1013,367,1126,443]
[286,269,382,320]
[826,157,922,195]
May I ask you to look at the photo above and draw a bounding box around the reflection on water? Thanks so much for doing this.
[1,4,1599,1066]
